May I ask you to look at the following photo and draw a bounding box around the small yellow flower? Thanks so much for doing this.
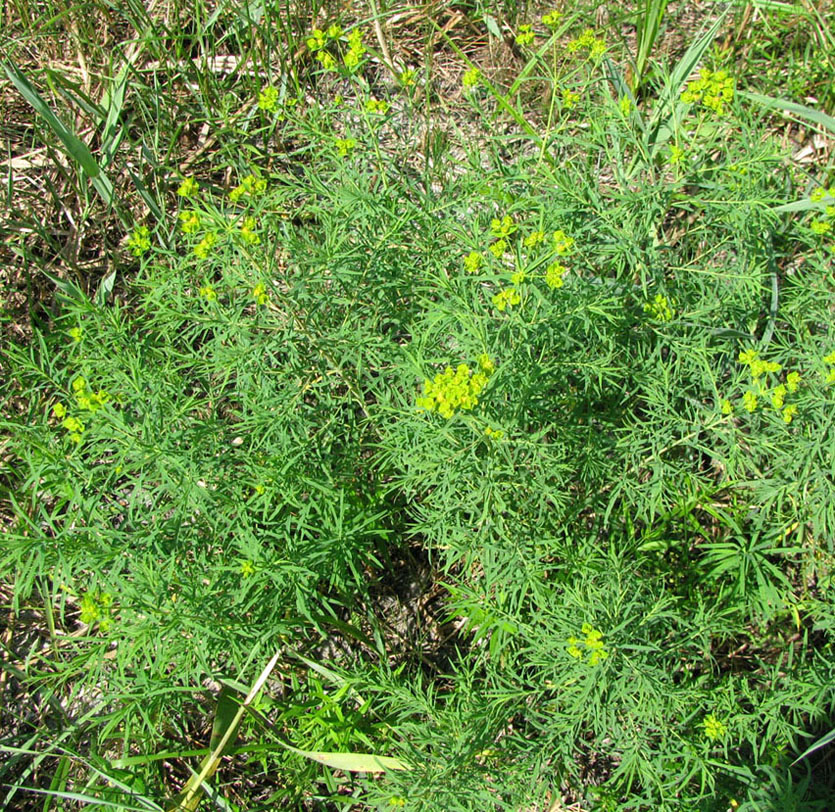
[742,390,758,412]
[463,67,481,89]
[771,384,786,410]
[258,85,279,112]
[316,51,337,70]
[589,38,606,59]
[824,351,835,364]
[786,371,801,392]
[477,353,495,375]
[552,229,575,255]
[489,239,508,258]
[252,283,269,305]
[702,713,727,741]
[492,287,521,312]
[326,24,342,39]
[545,262,566,289]
[229,174,267,203]
[193,232,218,260]
[810,220,831,235]
[561,88,580,109]
[782,404,798,423]
[68,327,83,341]
[491,215,516,239]
[240,561,255,577]
[53,402,67,418]
[721,398,733,415]
[335,137,356,157]
[524,230,545,248]
[510,270,526,286]
[669,144,685,165]
[177,177,199,197]
[515,24,535,46]
[399,69,416,87]
[542,10,562,28]
[643,294,673,322]
[127,225,151,257]
[464,251,483,273]
[199,285,217,301]
[240,216,260,245]
[618,95,633,116]
[179,210,201,234]
[62,416,84,434]
[306,28,326,51]
[567,637,583,659]
[365,98,389,114]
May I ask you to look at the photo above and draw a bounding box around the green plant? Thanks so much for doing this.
[3,3,835,810]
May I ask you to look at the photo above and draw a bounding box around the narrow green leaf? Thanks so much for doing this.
[4,60,101,178]
[792,726,835,765]
[741,90,835,135]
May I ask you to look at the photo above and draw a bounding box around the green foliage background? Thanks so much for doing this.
[2,2,835,810]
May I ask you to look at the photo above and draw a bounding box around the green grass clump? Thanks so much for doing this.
[3,3,835,810]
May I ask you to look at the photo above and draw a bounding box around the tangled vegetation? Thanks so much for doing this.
[2,1,835,809]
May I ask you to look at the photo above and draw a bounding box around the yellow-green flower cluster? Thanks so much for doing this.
[230,173,267,203]
[487,215,516,257]
[80,590,114,632]
[53,376,111,443]
[552,229,574,255]
[561,87,580,109]
[68,327,83,341]
[736,349,800,422]
[416,355,495,418]
[824,351,835,384]
[567,28,606,58]
[681,68,734,115]
[336,137,357,157]
[127,225,151,257]
[809,186,835,235]
[567,623,609,665]
[240,216,260,245]
[258,85,279,112]
[524,230,545,248]
[307,24,342,66]
[545,261,567,289]
[702,713,727,741]
[492,287,521,312]
[484,425,504,440]
[193,231,217,260]
[71,375,111,413]
[464,251,483,273]
[343,28,366,70]
[643,294,674,322]
[463,67,481,90]
[364,98,390,114]
[199,284,217,301]
[399,69,416,87]
[252,282,268,305]
[177,177,199,197]
[53,403,83,443]
[515,24,535,46]
[179,210,200,234]
[542,9,562,28]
